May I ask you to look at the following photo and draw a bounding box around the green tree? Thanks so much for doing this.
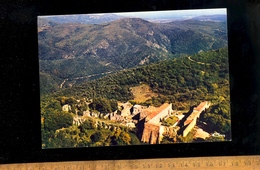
[203,112,230,134]
[129,132,141,145]
[110,99,118,112]
[90,131,104,143]
[44,110,73,132]
[162,116,179,126]
[45,99,62,111]
[79,118,96,132]
[161,136,174,144]
[205,135,225,142]
[118,131,131,145]
[89,97,112,113]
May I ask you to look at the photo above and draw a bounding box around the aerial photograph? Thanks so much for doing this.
[38,8,231,148]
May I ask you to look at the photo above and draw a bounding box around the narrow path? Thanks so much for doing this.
[188,56,211,65]
[60,71,113,88]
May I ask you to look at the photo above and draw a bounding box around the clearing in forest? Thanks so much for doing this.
[130,84,158,103]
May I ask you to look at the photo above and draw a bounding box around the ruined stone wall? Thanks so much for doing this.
[62,104,71,112]
[121,102,132,117]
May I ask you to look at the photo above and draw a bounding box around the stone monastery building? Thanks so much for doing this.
[183,101,210,137]
[141,103,172,144]
[140,101,210,144]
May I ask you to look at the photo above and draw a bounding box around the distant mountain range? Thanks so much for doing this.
[38,14,226,25]
[191,14,226,22]
[38,14,124,25]
[38,15,227,93]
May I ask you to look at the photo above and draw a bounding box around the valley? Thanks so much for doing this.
[41,47,231,148]
[59,70,114,88]
[39,11,230,148]
[38,15,227,94]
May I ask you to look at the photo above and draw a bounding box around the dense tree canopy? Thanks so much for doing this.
[55,47,229,110]
[89,97,118,113]
[44,110,73,132]
[41,47,231,148]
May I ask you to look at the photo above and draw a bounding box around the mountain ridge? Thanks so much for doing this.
[38,17,227,93]
[38,18,227,61]
[39,13,124,25]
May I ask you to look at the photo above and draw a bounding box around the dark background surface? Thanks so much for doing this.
[1,0,260,164]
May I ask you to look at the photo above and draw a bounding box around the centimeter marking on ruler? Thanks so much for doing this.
[1,155,260,170]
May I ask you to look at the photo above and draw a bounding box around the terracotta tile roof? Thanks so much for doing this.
[184,119,193,125]
[144,103,171,120]
[184,101,209,126]
[188,112,196,120]
[194,101,208,112]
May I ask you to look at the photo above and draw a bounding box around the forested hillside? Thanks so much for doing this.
[57,47,229,108]
[38,17,227,94]
[41,47,230,148]
[39,10,230,148]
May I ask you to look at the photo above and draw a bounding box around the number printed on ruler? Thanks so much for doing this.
[0,155,260,170]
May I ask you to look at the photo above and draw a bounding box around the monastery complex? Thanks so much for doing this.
[137,101,210,144]
[69,99,211,144]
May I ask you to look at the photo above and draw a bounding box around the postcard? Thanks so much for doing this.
[38,8,230,148]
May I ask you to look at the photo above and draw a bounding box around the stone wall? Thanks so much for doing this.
[183,117,197,137]
[62,104,71,112]
[120,102,132,117]
[141,123,160,144]
[141,103,172,144]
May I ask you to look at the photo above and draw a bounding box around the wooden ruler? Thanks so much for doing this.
[1,155,259,170]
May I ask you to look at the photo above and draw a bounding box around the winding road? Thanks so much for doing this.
[60,71,113,88]
[188,56,211,65]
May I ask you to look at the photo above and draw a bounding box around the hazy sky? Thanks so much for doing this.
[40,8,226,21]
[114,8,226,20]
